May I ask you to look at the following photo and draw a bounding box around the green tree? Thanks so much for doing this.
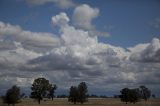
[3,85,20,106]
[120,88,130,104]
[120,88,140,104]
[128,88,140,104]
[30,78,51,104]
[78,82,88,104]
[48,84,57,100]
[68,86,78,104]
[139,86,151,101]
[68,82,88,104]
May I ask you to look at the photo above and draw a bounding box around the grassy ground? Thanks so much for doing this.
[0,98,160,106]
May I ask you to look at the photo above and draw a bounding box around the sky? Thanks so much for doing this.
[0,0,160,96]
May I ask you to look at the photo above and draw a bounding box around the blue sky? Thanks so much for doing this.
[0,0,159,47]
[0,0,160,96]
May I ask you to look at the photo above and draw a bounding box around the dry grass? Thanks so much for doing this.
[0,98,160,106]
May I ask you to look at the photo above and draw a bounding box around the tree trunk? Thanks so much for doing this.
[38,99,41,104]
[74,99,76,104]
[12,104,14,106]
[52,96,53,101]
[81,101,83,104]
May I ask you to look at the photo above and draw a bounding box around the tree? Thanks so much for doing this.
[128,88,140,104]
[120,88,130,104]
[139,86,151,101]
[120,88,140,104]
[30,78,51,104]
[3,85,20,106]
[48,84,57,100]
[68,82,88,104]
[68,86,78,104]
[78,82,88,104]
[152,94,156,98]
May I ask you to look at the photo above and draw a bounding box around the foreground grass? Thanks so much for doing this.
[1,98,160,106]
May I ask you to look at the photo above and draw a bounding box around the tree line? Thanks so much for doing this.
[120,86,151,104]
[2,77,88,106]
[2,77,153,106]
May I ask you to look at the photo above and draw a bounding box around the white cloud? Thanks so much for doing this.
[128,43,149,53]
[26,12,131,89]
[0,12,160,95]
[72,4,109,37]
[0,41,41,70]
[0,21,60,53]
[52,12,70,27]
[25,0,76,9]
[55,0,76,9]
[73,4,99,30]
[129,38,160,62]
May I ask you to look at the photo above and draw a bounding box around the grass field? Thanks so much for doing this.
[0,98,160,106]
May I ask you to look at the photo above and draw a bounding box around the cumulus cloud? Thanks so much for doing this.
[73,4,99,30]
[25,0,76,9]
[52,12,70,27]
[0,21,60,92]
[25,12,136,88]
[0,41,41,71]
[0,12,160,95]
[72,4,109,37]
[0,21,60,53]
[129,38,160,62]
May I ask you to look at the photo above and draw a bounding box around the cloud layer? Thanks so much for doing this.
[0,4,160,96]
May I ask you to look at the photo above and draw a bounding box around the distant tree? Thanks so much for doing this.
[114,95,120,98]
[3,85,20,106]
[20,93,25,98]
[89,94,99,98]
[57,94,68,98]
[48,84,57,100]
[68,86,78,104]
[30,78,51,104]
[99,95,108,98]
[139,86,151,101]
[77,82,88,104]
[120,88,130,104]
[152,94,156,98]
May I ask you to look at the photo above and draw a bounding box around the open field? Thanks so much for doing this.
[1,98,160,106]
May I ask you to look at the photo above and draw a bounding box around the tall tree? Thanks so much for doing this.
[30,78,51,104]
[120,88,130,104]
[68,86,78,104]
[68,82,88,104]
[78,82,88,104]
[3,85,20,106]
[48,84,57,100]
[139,86,151,101]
